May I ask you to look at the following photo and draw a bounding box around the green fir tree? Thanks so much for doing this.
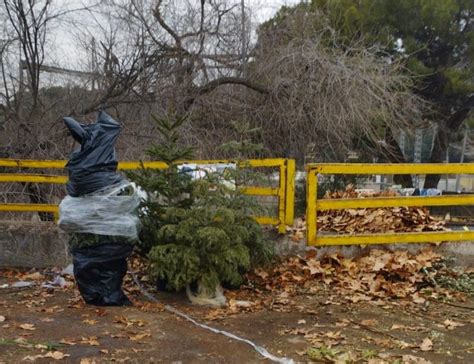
[128,115,273,297]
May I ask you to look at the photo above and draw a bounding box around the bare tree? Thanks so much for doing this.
[3,0,53,111]
[0,0,430,221]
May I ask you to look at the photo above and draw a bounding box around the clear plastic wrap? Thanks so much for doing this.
[58,181,141,239]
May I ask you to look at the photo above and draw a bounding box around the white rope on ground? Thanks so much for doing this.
[131,271,294,364]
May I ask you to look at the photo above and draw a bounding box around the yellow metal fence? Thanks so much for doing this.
[0,158,295,233]
[2,159,474,245]
[306,163,474,246]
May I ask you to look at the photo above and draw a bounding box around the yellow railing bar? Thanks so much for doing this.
[0,158,285,169]
[0,203,59,221]
[310,163,474,175]
[0,203,59,213]
[240,187,279,196]
[0,174,68,184]
[0,158,294,232]
[177,159,285,168]
[254,217,280,225]
[118,161,168,169]
[0,202,275,225]
[313,231,474,246]
[0,159,67,169]
[317,194,474,210]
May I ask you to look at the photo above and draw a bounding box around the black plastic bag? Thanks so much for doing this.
[72,243,133,306]
[64,111,124,197]
[61,111,136,306]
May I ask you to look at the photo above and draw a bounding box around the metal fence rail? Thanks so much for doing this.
[0,158,295,233]
[306,163,474,246]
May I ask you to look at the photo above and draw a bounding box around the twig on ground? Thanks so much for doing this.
[346,318,402,341]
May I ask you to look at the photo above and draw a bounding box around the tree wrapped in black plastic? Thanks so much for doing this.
[58,111,140,306]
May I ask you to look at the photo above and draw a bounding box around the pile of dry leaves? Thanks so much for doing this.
[204,248,463,318]
[250,248,442,302]
[289,185,446,240]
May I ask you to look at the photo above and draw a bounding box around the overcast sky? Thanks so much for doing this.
[249,0,302,22]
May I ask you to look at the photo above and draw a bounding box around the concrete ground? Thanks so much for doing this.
[1,269,473,364]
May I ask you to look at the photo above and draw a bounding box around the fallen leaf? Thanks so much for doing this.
[19,323,35,331]
[23,355,45,361]
[114,316,133,327]
[361,319,377,326]
[22,272,45,281]
[80,359,96,364]
[419,338,433,351]
[13,337,28,344]
[23,351,70,361]
[254,269,269,279]
[82,319,98,325]
[443,319,465,331]
[44,351,70,360]
[397,340,412,349]
[94,309,107,317]
[129,332,151,341]
[59,338,77,346]
[402,354,432,363]
[81,336,100,346]
[295,349,306,356]
[99,349,109,354]
[297,319,306,324]
[411,293,426,304]
[110,333,126,338]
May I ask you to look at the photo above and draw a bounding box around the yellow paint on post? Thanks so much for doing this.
[306,169,318,245]
[278,162,287,234]
[285,159,296,226]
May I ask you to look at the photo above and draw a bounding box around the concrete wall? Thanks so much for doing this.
[276,235,474,267]
[0,221,472,268]
[0,222,69,268]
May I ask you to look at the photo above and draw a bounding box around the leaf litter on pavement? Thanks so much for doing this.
[1,245,473,363]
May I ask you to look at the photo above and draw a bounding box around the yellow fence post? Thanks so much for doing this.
[285,159,296,227]
[306,167,317,245]
[277,160,287,234]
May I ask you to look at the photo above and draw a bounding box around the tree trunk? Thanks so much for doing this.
[384,128,413,187]
[423,96,474,189]
[423,125,449,188]
[25,183,54,221]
